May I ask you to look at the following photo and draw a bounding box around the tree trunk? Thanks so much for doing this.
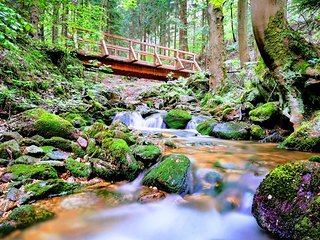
[61,1,68,40]
[238,0,250,67]
[230,1,237,43]
[179,0,188,51]
[250,0,320,130]
[30,0,40,38]
[52,2,60,44]
[207,3,225,93]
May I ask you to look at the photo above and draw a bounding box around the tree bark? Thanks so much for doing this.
[30,0,40,38]
[238,0,250,67]
[52,2,60,44]
[207,3,225,93]
[250,0,320,130]
[179,0,188,51]
[230,1,237,43]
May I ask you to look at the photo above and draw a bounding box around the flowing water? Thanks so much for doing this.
[7,112,315,240]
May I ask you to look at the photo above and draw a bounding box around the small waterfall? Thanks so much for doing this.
[113,111,166,129]
[186,116,210,130]
[113,111,145,128]
[145,113,166,128]
[117,173,145,194]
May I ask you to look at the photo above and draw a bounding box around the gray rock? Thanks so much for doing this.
[14,155,39,165]
[25,145,45,157]
[43,150,70,161]
[0,132,23,143]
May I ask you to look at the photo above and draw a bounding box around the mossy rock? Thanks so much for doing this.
[14,155,39,165]
[0,132,23,143]
[21,109,77,140]
[22,179,79,203]
[131,144,162,166]
[33,112,77,139]
[71,142,86,158]
[252,160,320,240]
[0,205,54,237]
[279,112,320,152]
[7,164,58,181]
[102,108,125,125]
[249,102,280,126]
[66,158,92,178]
[84,122,109,138]
[90,158,118,180]
[164,110,192,129]
[210,122,251,140]
[251,124,266,140]
[94,130,115,144]
[102,138,141,180]
[164,140,177,149]
[109,121,130,133]
[25,145,45,157]
[42,137,73,151]
[196,120,218,135]
[142,154,191,194]
[0,140,22,159]
[63,113,86,128]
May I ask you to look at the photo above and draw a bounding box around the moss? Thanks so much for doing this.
[0,140,22,159]
[23,108,47,119]
[63,113,86,128]
[94,130,115,144]
[40,146,56,154]
[196,120,218,135]
[249,102,279,123]
[33,112,77,139]
[42,137,72,151]
[85,122,108,138]
[164,109,192,129]
[7,164,58,181]
[142,154,191,194]
[66,158,91,178]
[164,140,177,149]
[102,108,125,124]
[71,142,86,158]
[251,124,266,140]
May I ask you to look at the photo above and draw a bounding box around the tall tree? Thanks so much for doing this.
[179,0,188,51]
[30,0,40,38]
[251,0,320,129]
[237,0,250,67]
[207,1,225,92]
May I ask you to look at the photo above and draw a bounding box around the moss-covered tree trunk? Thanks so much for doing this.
[251,0,320,130]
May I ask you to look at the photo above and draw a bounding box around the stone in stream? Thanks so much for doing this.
[130,144,162,167]
[164,109,192,129]
[252,160,320,240]
[0,205,54,237]
[142,154,192,194]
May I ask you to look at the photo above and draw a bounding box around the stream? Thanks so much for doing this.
[6,112,314,240]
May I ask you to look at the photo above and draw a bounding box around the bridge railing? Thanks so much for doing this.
[69,27,201,73]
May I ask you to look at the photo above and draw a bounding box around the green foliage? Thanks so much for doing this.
[0,3,33,50]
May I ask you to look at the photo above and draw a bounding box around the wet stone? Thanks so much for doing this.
[43,150,70,161]
[25,145,45,157]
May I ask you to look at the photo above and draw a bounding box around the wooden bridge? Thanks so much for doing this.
[69,28,201,80]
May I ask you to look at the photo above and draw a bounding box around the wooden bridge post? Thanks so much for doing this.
[101,35,109,57]
[174,50,185,70]
[154,46,162,67]
[129,40,137,62]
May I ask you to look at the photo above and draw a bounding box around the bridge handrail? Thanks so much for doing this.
[71,27,201,72]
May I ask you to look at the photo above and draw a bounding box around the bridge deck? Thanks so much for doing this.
[70,27,201,80]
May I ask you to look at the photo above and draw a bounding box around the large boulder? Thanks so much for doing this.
[142,154,192,194]
[279,112,320,152]
[196,120,218,135]
[164,110,192,129]
[249,102,280,127]
[252,160,320,240]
